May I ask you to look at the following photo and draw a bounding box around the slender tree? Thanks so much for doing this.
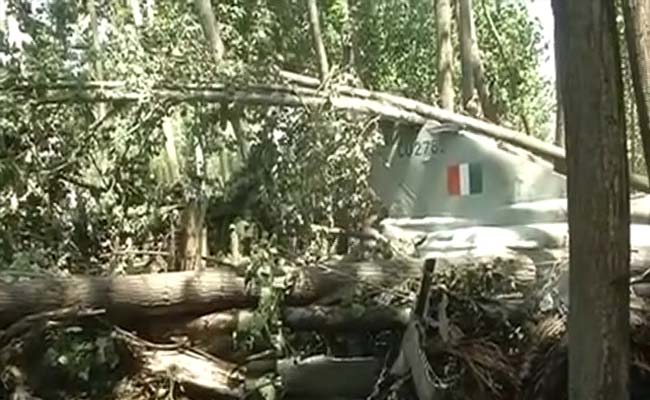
[552,1,631,399]
[622,0,650,179]
[193,0,225,62]
[552,4,565,173]
[145,0,155,25]
[88,0,105,119]
[0,0,6,34]
[308,0,330,81]
[457,0,497,121]
[553,34,564,149]
[458,0,476,114]
[129,0,143,26]
[186,0,232,270]
[436,0,454,110]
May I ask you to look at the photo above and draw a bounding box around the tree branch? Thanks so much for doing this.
[307,0,330,81]
[19,76,650,192]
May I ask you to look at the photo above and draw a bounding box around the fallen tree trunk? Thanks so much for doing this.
[36,87,427,125]
[0,257,423,329]
[1,245,650,332]
[25,77,649,192]
[116,329,245,398]
[123,327,383,400]
[275,355,382,398]
[149,305,412,341]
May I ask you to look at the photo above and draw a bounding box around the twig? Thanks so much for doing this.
[112,325,187,350]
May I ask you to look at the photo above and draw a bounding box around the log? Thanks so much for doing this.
[124,335,382,400]
[219,355,382,399]
[116,329,245,398]
[0,245,648,332]
[36,87,426,125]
[151,305,412,341]
[15,75,650,191]
[0,257,423,329]
[276,355,382,398]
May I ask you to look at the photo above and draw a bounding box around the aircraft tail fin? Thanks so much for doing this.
[369,122,567,223]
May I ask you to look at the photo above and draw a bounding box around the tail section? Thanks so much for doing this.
[369,122,567,223]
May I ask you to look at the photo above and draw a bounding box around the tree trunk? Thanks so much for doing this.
[145,0,154,25]
[229,106,250,162]
[28,77,650,192]
[0,257,427,329]
[457,0,476,114]
[190,0,227,271]
[178,199,207,271]
[341,0,354,70]
[193,0,225,62]
[117,330,244,397]
[307,0,329,81]
[88,0,105,119]
[457,0,497,121]
[622,0,650,180]
[472,51,498,122]
[129,0,143,26]
[552,1,631,399]
[553,35,564,149]
[435,0,454,110]
[149,305,410,342]
[0,0,6,34]
[553,14,565,173]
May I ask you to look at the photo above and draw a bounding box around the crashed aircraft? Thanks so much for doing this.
[369,122,650,264]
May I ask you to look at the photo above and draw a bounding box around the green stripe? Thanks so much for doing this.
[469,163,482,194]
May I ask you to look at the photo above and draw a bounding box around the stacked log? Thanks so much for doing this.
[1,244,649,400]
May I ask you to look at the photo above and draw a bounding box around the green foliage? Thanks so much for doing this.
[355,0,438,99]
[254,107,383,246]
[42,324,122,396]
[474,0,553,137]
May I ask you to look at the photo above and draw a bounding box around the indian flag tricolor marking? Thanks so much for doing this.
[447,163,483,196]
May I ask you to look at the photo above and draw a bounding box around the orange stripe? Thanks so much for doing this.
[447,165,460,195]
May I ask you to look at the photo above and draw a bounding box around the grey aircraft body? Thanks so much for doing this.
[369,122,650,258]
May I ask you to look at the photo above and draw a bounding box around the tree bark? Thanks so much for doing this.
[341,0,354,70]
[190,0,227,271]
[275,355,381,399]
[553,13,565,173]
[457,0,476,114]
[552,1,631,399]
[0,0,6,34]
[149,305,411,342]
[0,257,426,329]
[622,0,650,180]
[472,51,498,122]
[178,199,207,271]
[87,0,105,119]
[457,0,497,122]
[435,0,454,110]
[307,0,330,81]
[193,0,225,62]
[116,330,244,397]
[553,35,564,149]
[122,331,382,400]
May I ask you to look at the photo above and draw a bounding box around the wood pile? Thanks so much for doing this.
[1,240,650,400]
